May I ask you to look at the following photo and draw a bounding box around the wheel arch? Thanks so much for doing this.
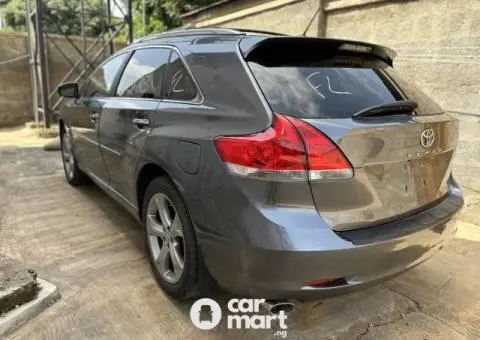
[136,162,174,221]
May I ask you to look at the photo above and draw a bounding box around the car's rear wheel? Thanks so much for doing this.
[61,128,88,186]
[143,177,211,299]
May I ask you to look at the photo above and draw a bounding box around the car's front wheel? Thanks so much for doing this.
[143,177,211,299]
[61,127,88,186]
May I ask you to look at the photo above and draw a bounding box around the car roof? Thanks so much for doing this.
[134,27,285,44]
[128,28,396,66]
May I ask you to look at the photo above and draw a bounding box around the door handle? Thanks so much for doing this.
[90,112,99,124]
[132,118,150,129]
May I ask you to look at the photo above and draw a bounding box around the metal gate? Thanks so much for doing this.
[23,0,133,129]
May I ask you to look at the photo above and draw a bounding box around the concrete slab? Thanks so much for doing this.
[0,256,38,315]
[0,127,479,339]
[384,220,480,339]
[360,311,468,339]
[0,279,60,338]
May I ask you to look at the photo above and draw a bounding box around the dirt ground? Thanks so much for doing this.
[0,115,479,339]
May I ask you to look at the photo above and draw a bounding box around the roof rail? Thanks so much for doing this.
[135,27,286,43]
[223,28,287,36]
[136,27,241,43]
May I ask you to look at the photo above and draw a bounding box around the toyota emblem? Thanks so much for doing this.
[421,128,435,148]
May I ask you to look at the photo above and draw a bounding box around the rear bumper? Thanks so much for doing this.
[198,185,463,300]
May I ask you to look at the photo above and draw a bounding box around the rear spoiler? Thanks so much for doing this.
[239,36,397,67]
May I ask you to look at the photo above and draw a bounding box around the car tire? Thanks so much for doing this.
[61,127,88,186]
[142,177,214,300]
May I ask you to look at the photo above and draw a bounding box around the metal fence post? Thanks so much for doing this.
[34,0,51,129]
[24,0,39,126]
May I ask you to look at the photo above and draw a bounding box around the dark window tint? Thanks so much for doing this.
[84,53,128,97]
[385,69,443,116]
[164,51,198,102]
[116,48,170,98]
[248,62,442,119]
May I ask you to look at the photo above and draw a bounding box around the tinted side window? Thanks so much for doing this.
[84,53,128,97]
[164,51,199,102]
[116,48,170,98]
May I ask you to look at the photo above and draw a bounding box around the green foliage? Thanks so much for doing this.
[2,0,107,36]
[3,0,26,31]
[130,0,220,38]
[45,0,107,37]
[1,0,220,39]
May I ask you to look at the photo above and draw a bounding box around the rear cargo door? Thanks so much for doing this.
[243,37,459,231]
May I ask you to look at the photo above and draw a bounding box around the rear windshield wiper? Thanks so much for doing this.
[352,100,418,118]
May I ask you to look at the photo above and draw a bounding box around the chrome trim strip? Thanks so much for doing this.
[78,134,99,146]
[99,143,121,156]
[78,135,121,157]
[87,171,137,209]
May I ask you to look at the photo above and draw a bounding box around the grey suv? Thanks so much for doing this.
[58,28,463,300]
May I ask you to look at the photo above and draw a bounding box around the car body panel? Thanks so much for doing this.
[305,113,458,231]
[99,98,159,204]
[198,179,462,299]
[58,29,463,299]
[65,98,110,182]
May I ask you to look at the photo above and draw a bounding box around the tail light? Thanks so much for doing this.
[285,117,353,181]
[214,113,353,182]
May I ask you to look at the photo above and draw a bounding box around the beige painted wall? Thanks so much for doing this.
[186,0,325,37]
[326,0,480,115]
[0,33,31,127]
[215,0,324,37]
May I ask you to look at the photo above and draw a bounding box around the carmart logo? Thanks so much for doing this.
[189,298,222,330]
[190,298,288,333]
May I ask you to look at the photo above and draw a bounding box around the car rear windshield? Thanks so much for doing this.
[247,61,443,119]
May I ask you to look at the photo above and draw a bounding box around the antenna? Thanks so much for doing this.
[301,4,322,36]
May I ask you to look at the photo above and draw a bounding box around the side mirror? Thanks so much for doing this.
[58,83,79,98]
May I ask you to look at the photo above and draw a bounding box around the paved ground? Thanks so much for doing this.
[0,126,56,148]
[0,114,479,339]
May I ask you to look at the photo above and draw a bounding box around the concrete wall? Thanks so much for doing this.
[0,33,31,127]
[0,32,125,127]
[185,0,480,116]
[222,0,325,36]
[326,0,480,115]
[184,0,326,37]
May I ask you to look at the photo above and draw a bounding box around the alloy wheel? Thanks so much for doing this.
[146,193,185,284]
[62,132,75,180]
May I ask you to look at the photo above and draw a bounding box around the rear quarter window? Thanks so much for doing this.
[164,51,200,102]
